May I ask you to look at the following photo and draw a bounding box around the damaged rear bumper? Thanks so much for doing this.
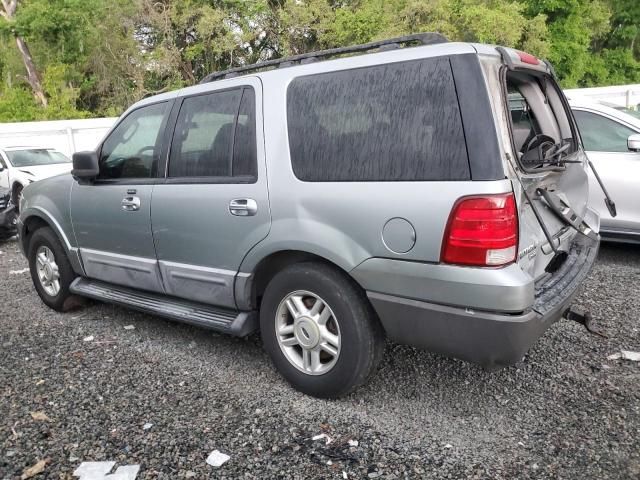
[366,235,599,368]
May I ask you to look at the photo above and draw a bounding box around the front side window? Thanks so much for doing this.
[287,58,469,182]
[168,87,257,179]
[573,110,637,153]
[99,102,168,180]
[6,149,70,168]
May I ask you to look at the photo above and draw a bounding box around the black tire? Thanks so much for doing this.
[27,227,80,312]
[0,228,15,241]
[260,262,385,398]
[12,184,23,213]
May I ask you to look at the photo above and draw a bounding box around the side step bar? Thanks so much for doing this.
[70,277,258,337]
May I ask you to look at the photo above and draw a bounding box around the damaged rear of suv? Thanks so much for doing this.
[19,34,604,398]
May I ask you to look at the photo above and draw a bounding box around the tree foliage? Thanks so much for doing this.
[0,0,639,122]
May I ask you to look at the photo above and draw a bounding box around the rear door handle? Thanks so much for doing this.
[229,198,258,216]
[121,196,141,211]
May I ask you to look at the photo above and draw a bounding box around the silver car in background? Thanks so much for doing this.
[568,98,640,243]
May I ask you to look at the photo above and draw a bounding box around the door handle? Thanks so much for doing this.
[121,196,141,211]
[229,198,258,216]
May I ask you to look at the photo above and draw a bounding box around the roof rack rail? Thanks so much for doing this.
[200,32,448,84]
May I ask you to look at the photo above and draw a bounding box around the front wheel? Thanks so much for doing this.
[260,262,385,398]
[28,227,80,312]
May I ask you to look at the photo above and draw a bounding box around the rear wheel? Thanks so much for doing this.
[28,227,79,312]
[260,262,385,398]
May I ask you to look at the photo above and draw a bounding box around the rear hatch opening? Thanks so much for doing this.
[499,64,598,280]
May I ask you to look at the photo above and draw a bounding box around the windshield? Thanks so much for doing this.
[6,149,70,167]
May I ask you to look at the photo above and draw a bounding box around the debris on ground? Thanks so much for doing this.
[21,459,48,479]
[29,411,51,422]
[348,439,359,447]
[73,461,140,479]
[124,325,135,330]
[206,450,230,467]
[312,433,333,445]
[143,422,153,430]
[9,268,29,275]
[607,350,640,361]
[82,336,94,342]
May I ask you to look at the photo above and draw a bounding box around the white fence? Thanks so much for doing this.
[564,84,640,109]
[0,117,117,157]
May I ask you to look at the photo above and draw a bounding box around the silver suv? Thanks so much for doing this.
[18,34,604,398]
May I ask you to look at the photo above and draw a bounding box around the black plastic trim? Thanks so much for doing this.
[450,54,504,180]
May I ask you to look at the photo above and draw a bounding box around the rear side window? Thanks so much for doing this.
[287,57,469,182]
[169,87,257,179]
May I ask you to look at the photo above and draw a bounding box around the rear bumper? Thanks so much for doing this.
[366,235,599,367]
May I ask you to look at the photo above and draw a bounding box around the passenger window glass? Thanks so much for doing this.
[169,88,257,179]
[287,58,469,182]
[99,102,167,180]
[572,110,637,153]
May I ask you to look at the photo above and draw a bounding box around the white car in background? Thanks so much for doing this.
[568,98,640,243]
[0,147,72,209]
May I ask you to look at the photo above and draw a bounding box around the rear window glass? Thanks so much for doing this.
[287,57,470,182]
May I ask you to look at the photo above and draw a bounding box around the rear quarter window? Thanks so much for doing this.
[286,57,470,182]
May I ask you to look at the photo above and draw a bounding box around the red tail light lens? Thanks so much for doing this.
[441,193,518,267]
[518,51,540,65]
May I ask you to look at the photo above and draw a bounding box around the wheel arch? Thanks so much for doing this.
[20,209,85,275]
[236,249,367,311]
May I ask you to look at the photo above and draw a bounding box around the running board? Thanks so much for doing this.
[70,277,258,337]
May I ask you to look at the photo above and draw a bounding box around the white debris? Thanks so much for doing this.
[83,336,94,342]
[123,325,135,330]
[327,460,333,466]
[517,441,525,447]
[206,450,230,468]
[143,423,153,430]
[348,439,359,447]
[9,268,29,275]
[607,350,640,362]
[444,443,453,449]
[73,461,140,479]
[343,472,348,479]
[312,433,332,444]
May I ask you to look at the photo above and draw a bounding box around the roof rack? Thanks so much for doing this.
[199,32,448,84]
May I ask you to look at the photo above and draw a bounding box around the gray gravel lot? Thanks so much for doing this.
[1,237,639,479]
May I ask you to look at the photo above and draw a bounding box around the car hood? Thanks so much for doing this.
[15,163,73,181]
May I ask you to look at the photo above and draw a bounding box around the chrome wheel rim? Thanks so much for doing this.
[275,290,341,375]
[35,246,60,297]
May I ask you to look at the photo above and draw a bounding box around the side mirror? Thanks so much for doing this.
[0,164,4,172]
[71,151,99,183]
[628,134,640,152]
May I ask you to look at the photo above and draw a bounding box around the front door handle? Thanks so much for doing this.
[229,198,258,216]
[121,196,141,211]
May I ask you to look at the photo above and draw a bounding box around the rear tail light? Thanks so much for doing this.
[518,51,540,65]
[441,193,518,267]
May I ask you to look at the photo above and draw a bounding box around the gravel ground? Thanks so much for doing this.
[1,237,639,479]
